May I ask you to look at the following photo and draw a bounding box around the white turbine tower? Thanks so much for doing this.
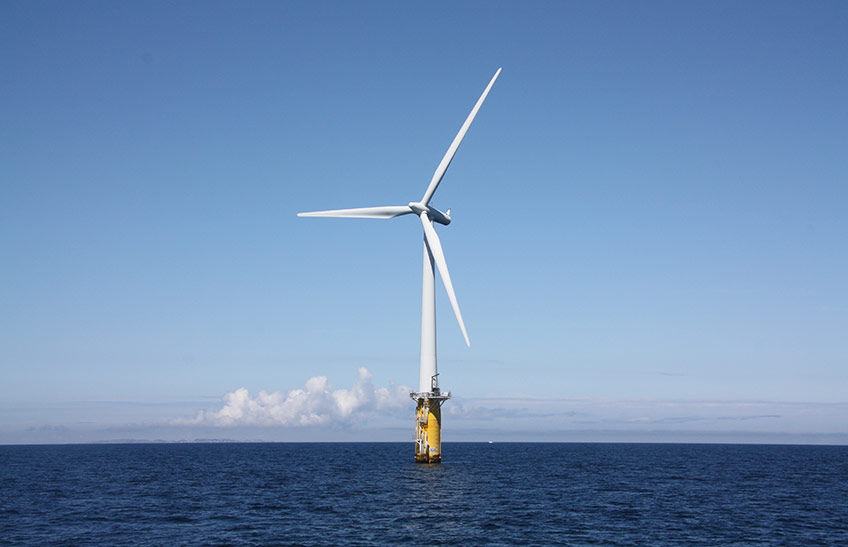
[298,68,500,463]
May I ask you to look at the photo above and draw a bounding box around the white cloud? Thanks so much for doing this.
[175,368,411,427]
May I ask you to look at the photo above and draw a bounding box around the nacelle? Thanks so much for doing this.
[408,202,452,225]
[428,207,451,226]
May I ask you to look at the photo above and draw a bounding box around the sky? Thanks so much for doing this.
[2,1,846,444]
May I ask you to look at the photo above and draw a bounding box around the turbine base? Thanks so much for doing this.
[411,391,450,464]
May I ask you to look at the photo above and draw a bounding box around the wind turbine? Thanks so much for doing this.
[298,68,501,463]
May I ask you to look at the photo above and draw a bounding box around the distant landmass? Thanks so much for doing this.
[93,438,253,444]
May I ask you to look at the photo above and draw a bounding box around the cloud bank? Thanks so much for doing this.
[176,368,411,427]
[445,396,848,437]
[5,369,847,443]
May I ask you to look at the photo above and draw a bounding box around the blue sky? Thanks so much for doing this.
[2,1,846,444]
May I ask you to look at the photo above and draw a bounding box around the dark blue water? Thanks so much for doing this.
[1,443,847,545]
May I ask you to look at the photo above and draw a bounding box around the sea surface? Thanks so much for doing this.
[1,443,847,545]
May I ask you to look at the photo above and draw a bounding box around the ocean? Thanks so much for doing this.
[1,443,847,545]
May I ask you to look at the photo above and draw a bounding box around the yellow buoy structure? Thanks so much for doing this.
[298,68,501,463]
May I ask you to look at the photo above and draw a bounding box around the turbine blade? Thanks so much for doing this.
[297,205,413,219]
[419,213,470,347]
[421,68,502,206]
